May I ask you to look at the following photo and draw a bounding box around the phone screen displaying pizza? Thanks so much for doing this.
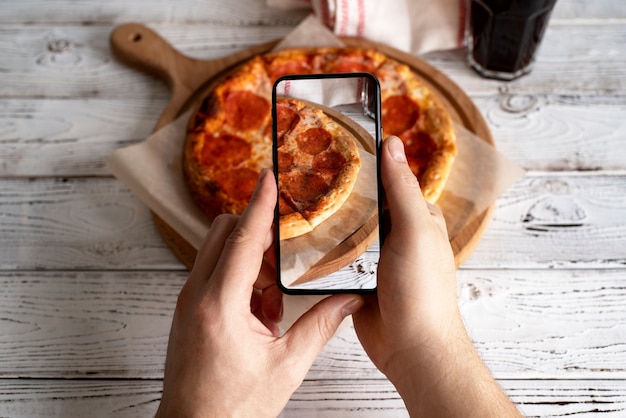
[271,73,383,294]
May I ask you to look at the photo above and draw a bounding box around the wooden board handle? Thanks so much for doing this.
[110,23,191,88]
[110,23,215,128]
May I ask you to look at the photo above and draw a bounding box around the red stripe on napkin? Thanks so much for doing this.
[336,0,365,37]
[337,0,349,36]
[319,0,332,27]
[356,0,365,37]
[457,0,467,47]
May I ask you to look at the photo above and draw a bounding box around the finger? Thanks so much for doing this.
[254,260,283,321]
[264,243,277,270]
[281,295,363,368]
[261,284,283,323]
[381,136,431,233]
[255,255,277,291]
[255,310,281,337]
[250,290,281,337]
[208,169,278,301]
[185,214,238,295]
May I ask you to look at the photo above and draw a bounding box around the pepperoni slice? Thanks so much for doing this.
[224,91,270,131]
[278,193,297,216]
[296,128,332,155]
[277,151,294,173]
[277,180,300,216]
[312,150,346,173]
[276,102,300,146]
[382,95,420,136]
[215,167,258,202]
[400,130,437,177]
[201,134,251,168]
[283,171,330,204]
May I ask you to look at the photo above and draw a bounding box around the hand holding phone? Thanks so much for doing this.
[272,73,384,294]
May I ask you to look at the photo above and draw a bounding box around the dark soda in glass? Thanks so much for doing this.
[467,0,557,80]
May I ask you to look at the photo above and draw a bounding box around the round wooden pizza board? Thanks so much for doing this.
[109,23,494,273]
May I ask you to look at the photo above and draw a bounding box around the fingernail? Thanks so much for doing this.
[341,297,364,317]
[388,136,406,163]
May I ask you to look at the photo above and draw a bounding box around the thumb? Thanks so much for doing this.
[382,136,430,230]
[283,295,364,364]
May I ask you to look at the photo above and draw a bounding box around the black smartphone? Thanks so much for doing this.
[271,73,384,294]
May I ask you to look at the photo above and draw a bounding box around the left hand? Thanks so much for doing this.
[156,169,364,418]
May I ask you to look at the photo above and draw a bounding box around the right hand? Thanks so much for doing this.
[352,135,462,383]
[353,136,521,417]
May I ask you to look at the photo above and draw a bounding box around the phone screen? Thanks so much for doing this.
[271,73,383,294]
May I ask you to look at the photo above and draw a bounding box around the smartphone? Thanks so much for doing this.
[271,73,384,294]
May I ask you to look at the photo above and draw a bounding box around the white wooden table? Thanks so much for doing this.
[1,1,626,416]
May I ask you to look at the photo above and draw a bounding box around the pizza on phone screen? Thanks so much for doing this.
[275,97,362,239]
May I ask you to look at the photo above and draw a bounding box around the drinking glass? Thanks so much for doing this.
[466,0,558,80]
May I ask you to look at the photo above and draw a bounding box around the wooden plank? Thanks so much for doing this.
[0,0,623,24]
[2,96,625,177]
[0,379,162,418]
[551,0,626,20]
[0,23,625,99]
[457,269,626,378]
[462,173,626,269]
[1,270,626,379]
[508,379,626,417]
[288,379,626,417]
[0,178,181,270]
[0,378,624,417]
[0,271,182,378]
[473,95,626,172]
[0,98,166,176]
[2,174,624,270]
[0,0,309,25]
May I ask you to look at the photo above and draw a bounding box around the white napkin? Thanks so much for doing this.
[268,0,466,55]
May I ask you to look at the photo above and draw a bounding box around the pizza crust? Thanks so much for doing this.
[279,211,312,239]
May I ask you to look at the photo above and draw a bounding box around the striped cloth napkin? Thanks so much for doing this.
[268,0,466,54]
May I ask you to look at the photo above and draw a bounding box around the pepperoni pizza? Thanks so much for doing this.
[275,98,361,239]
[183,47,457,236]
